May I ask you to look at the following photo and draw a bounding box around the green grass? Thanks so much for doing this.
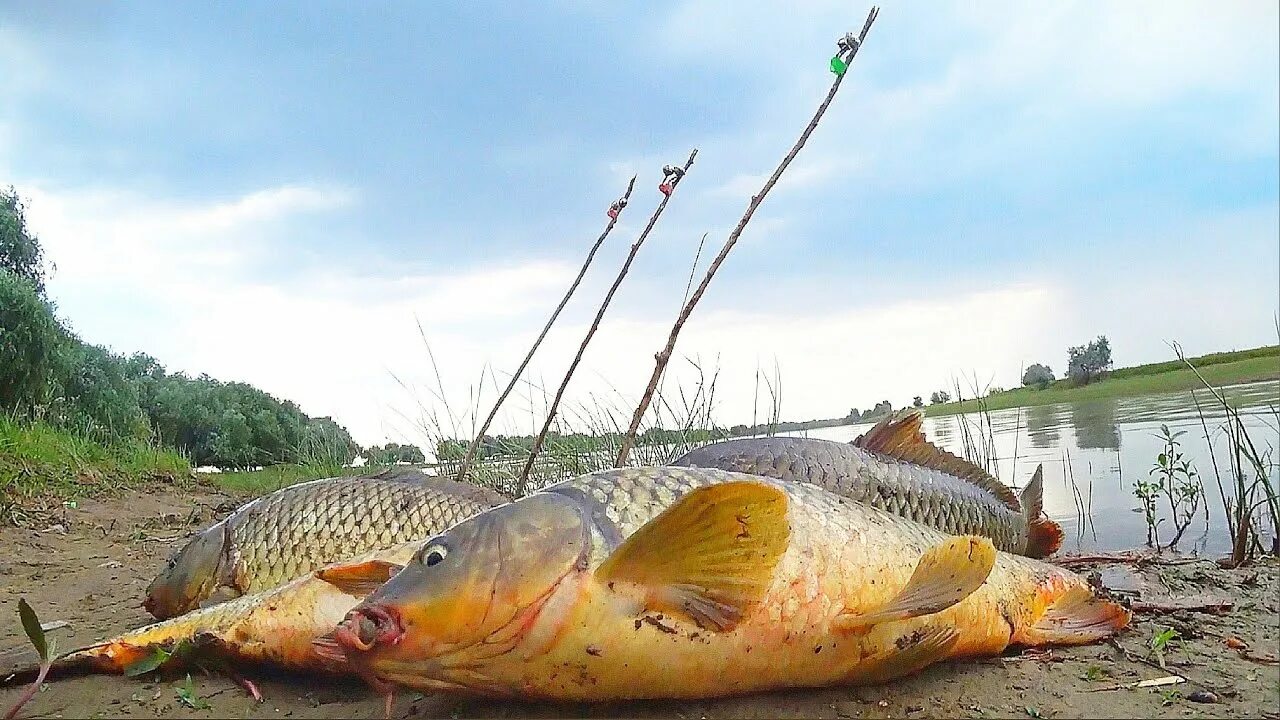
[0,414,191,523]
[926,351,1280,417]
[210,462,395,496]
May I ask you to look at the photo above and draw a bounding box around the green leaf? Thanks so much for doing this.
[18,598,47,661]
[1157,453,1167,467]
[124,646,172,678]
[1151,626,1179,651]
[175,674,210,710]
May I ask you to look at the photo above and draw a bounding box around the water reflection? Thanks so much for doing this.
[798,379,1279,555]
[1070,398,1121,451]
[930,415,956,446]
[1025,403,1062,449]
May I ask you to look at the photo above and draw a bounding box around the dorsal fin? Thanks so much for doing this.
[852,409,1021,511]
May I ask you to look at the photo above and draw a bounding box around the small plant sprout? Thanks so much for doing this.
[1133,475,1163,548]
[174,673,211,710]
[4,599,59,720]
[1149,424,1202,549]
[1149,626,1180,668]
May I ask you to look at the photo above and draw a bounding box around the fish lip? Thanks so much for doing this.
[336,603,405,653]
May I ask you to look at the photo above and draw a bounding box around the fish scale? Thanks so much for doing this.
[143,468,506,619]
[671,433,1035,554]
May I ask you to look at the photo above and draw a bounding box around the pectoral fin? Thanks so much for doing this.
[314,560,405,597]
[595,480,790,632]
[835,536,995,631]
[847,624,960,685]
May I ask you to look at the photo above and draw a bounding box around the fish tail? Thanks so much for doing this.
[1,642,131,686]
[1019,465,1063,558]
[1015,584,1131,647]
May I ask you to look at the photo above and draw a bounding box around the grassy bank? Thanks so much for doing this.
[0,415,191,524]
[0,414,397,520]
[926,348,1280,417]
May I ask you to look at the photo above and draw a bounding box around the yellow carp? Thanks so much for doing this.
[327,466,1129,700]
[29,545,418,679]
[144,468,505,619]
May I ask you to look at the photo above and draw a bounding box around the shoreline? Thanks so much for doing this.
[924,355,1278,418]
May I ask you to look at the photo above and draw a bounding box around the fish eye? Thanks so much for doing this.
[421,543,448,567]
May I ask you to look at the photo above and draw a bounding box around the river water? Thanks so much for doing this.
[791,380,1280,557]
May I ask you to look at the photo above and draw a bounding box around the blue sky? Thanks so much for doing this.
[2,1,1277,447]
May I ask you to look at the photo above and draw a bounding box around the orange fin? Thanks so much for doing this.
[847,624,960,685]
[853,410,1020,510]
[1018,586,1131,646]
[835,536,996,631]
[314,560,404,597]
[310,632,349,665]
[595,480,791,632]
[1028,518,1065,559]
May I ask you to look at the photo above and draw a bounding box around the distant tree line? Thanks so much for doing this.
[363,442,426,465]
[915,336,1117,405]
[0,186,360,469]
[1021,336,1114,390]
[434,426,731,461]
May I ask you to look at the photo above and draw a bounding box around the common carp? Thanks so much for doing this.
[670,410,1063,558]
[144,468,505,619]
[326,466,1129,701]
[26,544,419,680]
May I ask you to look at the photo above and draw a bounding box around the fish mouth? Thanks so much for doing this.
[335,604,405,653]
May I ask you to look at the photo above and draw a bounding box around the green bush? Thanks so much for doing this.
[0,186,362,471]
[0,269,66,414]
[0,187,47,296]
[49,340,151,442]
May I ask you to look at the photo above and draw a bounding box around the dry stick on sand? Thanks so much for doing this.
[614,7,880,467]
[517,150,699,494]
[454,177,638,482]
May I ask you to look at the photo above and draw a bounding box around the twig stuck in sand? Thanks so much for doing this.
[456,177,638,483]
[614,6,881,467]
[519,150,699,494]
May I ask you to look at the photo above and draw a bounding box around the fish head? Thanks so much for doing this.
[332,491,590,692]
[143,522,234,619]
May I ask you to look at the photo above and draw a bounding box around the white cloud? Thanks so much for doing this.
[16,179,582,446]
[647,0,1279,198]
[21,183,355,285]
[14,177,1277,454]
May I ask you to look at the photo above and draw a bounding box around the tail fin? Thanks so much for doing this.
[1,643,121,686]
[1020,465,1063,558]
[1017,586,1131,646]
